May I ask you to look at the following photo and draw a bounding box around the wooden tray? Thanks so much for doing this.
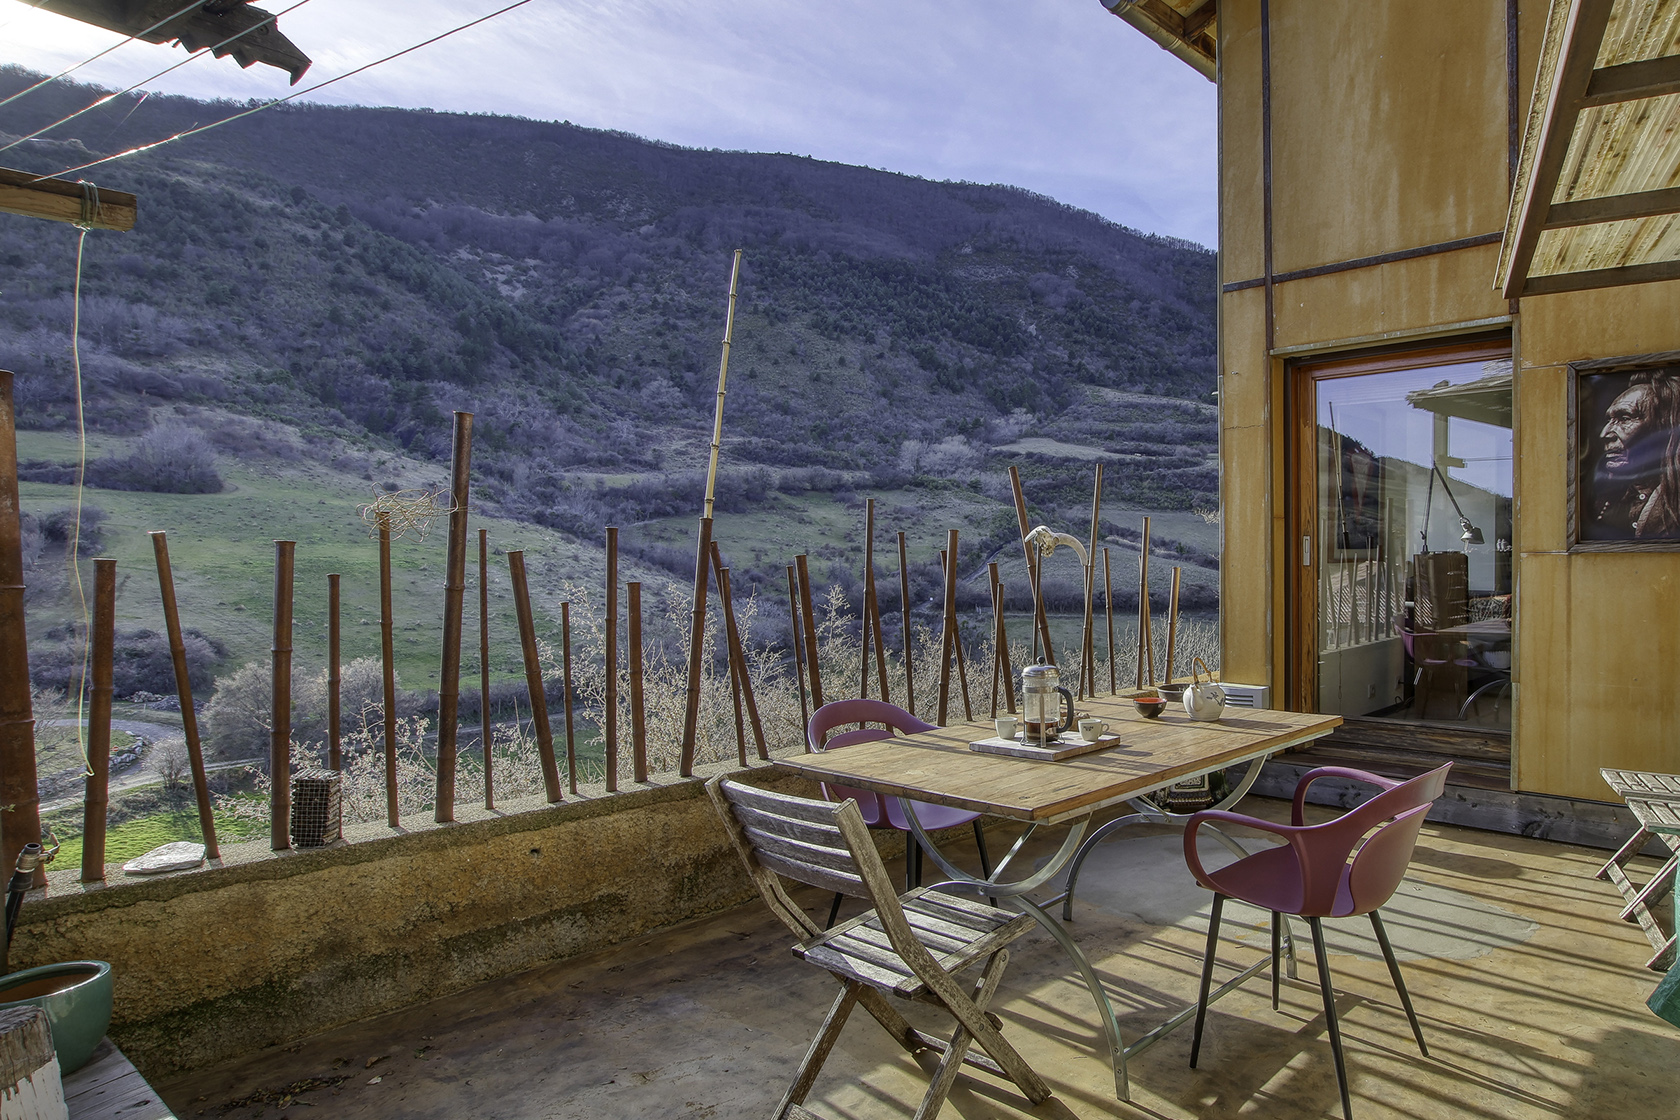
[968,733,1124,762]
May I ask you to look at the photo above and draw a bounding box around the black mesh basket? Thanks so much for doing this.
[290,768,342,848]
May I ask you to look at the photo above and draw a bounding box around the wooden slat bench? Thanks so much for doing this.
[63,1039,176,1120]
[1598,768,1680,972]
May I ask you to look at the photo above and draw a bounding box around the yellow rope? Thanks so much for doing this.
[358,487,454,542]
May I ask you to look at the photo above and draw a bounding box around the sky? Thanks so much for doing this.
[0,0,1217,246]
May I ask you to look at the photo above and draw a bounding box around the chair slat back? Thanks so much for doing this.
[713,779,872,899]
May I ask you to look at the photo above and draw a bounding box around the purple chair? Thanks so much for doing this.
[1182,763,1452,1119]
[807,699,991,922]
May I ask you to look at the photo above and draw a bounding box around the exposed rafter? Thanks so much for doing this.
[1101,0,1217,82]
[0,167,135,230]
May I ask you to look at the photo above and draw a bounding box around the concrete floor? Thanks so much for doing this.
[158,801,1680,1119]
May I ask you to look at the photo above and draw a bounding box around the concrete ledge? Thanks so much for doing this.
[1253,760,1661,854]
[9,759,851,1078]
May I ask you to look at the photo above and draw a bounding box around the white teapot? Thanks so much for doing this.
[1183,657,1226,721]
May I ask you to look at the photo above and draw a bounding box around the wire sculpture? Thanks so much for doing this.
[358,486,455,542]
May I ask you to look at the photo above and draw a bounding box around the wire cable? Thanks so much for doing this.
[68,211,94,774]
[0,0,317,158]
[43,0,536,182]
[0,0,204,114]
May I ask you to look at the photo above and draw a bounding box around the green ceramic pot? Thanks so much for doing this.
[0,961,113,1073]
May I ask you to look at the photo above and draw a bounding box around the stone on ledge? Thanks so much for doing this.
[122,842,206,875]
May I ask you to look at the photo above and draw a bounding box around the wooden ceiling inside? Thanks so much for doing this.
[1101,0,1217,82]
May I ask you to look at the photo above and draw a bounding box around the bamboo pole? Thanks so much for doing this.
[478,530,492,810]
[628,580,648,781]
[81,557,115,882]
[327,573,341,772]
[715,564,748,767]
[795,553,824,708]
[149,531,218,858]
[508,551,562,803]
[862,499,889,703]
[1164,566,1182,685]
[999,575,1016,713]
[786,565,810,738]
[1103,548,1117,695]
[1082,464,1103,699]
[936,532,970,722]
[949,544,972,722]
[604,526,619,793]
[0,371,42,883]
[270,540,295,851]
[1008,465,1055,663]
[897,531,915,717]
[561,601,577,795]
[377,513,398,827]
[679,249,744,777]
[1136,517,1153,688]
[711,541,766,760]
[434,411,473,823]
[988,562,1003,718]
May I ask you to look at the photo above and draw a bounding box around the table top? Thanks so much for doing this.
[777,697,1342,824]
[1602,768,1680,836]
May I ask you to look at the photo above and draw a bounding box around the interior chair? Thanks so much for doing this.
[1182,763,1453,1120]
[706,776,1053,1120]
[807,699,991,921]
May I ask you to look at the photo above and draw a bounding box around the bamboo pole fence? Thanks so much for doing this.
[935,532,971,724]
[377,513,399,827]
[860,499,889,703]
[795,554,824,708]
[604,526,619,793]
[328,572,341,772]
[1082,464,1103,699]
[81,558,115,882]
[711,540,766,761]
[786,564,810,737]
[270,539,296,850]
[508,550,562,803]
[434,411,473,823]
[1136,516,1153,688]
[1009,465,1055,663]
[0,371,42,883]
[629,580,648,782]
[897,531,915,717]
[478,529,492,809]
[561,601,578,794]
[1164,566,1183,685]
[1103,548,1117,696]
[149,530,218,857]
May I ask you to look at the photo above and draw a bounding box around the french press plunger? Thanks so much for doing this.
[1020,663,1075,748]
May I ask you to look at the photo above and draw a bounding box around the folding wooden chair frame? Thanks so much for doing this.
[707,776,1053,1120]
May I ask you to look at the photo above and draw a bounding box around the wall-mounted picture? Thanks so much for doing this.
[1577,365,1680,543]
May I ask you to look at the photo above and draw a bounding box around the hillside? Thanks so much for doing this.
[0,67,1219,695]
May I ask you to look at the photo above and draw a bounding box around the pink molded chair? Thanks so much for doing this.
[1182,763,1452,1120]
[808,700,991,920]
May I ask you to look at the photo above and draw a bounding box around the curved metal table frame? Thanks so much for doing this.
[897,750,1297,1101]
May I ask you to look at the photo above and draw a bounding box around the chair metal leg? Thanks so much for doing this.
[1271,910,1282,1011]
[1190,894,1224,1068]
[825,891,843,930]
[973,820,992,878]
[1307,916,1354,1120]
[1369,910,1427,1056]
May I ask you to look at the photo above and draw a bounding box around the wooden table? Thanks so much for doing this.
[64,1039,176,1120]
[777,697,1343,1099]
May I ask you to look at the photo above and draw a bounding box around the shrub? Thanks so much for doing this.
[88,424,222,494]
[28,627,223,696]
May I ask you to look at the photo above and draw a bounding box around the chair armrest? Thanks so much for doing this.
[1292,766,1401,825]
[1183,809,1304,889]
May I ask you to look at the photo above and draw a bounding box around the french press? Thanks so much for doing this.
[1020,663,1075,747]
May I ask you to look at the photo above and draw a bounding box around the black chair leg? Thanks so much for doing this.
[912,838,923,888]
[825,891,843,930]
[1369,910,1427,1056]
[973,820,992,878]
[1190,894,1224,1068]
[1307,916,1353,1120]
[1271,910,1282,1011]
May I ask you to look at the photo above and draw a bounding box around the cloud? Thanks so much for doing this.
[1,0,1215,244]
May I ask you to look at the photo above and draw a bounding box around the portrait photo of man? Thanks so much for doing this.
[1579,368,1680,542]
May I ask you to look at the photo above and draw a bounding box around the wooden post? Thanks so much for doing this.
[1008,465,1054,664]
[714,563,747,767]
[434,411,473,823]
[1164,566,1183,686]
[628,581,648,782]
[377,514,398,827]
[711,541,766,760]
[998,576,1016,713]
[1136,516,1154,688]
[0,371,42,883]
[81,558,115,883]
[149,531,218,858]
[1082,464,1103,699]
[508,551,562,803]
[604,526,619,793]
[861,499,889,703]
[897,531,915,716]
[988,563,1002,719]
[270,540,295,851]
[561,601,577,794]
[940,534,972,721]
[795,554,824,708]
[478,530,492,809]
[327,573,341,772]
[786,564,810,737]
[1103,547,1117,695]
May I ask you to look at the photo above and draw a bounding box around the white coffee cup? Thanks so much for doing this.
[1078,718,1109,742]
[995,716,1018,741]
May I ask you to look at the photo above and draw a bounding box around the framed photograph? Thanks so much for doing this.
[1570,352,1680,551]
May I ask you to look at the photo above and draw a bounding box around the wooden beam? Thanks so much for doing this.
[1545,186,1680,229]
[1183,0,1217,41]
[1522,257,1680,297]
[0,168,135,231]
[1581,55,1680,109]
[1499,0,1614,299]
[1103,0,1216,81]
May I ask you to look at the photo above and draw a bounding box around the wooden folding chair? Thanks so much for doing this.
[707,776,1053,1120]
